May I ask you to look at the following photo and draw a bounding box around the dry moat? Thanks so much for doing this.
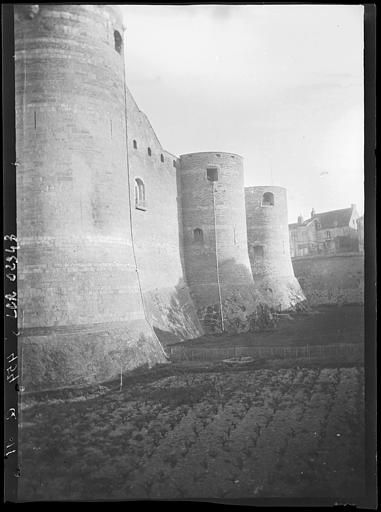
[18,305,364,501]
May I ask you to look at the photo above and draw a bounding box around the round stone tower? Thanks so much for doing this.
[179,152,258,333]
[245,186,306,311]
[14,4,166,391]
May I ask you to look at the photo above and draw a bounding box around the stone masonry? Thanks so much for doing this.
[15,5,307,390]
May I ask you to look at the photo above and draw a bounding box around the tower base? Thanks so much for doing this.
[254,275,308,312]
[19,320,168,392]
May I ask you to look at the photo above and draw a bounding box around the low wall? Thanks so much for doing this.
[168,343,363,363]
[292,253,364,306]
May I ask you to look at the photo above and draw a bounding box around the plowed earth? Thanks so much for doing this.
[18,365,364,501]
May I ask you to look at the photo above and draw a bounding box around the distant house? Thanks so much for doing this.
[356,215,364,253]
[289,205,360,257]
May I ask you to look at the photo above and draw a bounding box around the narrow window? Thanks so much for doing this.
[133,140,137,149]
[173,160,176,168]
[326,231,331,239]
[193,228,204,243]
[207,167,218,182]
[253,245,264,257]
[262,192,274,206]
[114,30,123,54]
[160,154,164,163]
[134,178,146,210]
[147,147,152,157]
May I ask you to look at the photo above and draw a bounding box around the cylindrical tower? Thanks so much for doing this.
[14,4,166,391]
[245,186,306,310]
[179,152,258,333]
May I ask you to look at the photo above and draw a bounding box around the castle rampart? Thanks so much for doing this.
[179,152,258,333]
[124,88,203,343]
[14,5,321,391]
[245,186,306,310]
[292,253,364,306]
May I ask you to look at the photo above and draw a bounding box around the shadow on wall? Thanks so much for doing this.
[143,278,204,346]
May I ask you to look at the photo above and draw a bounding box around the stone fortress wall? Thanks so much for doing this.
[179,152,258,334]
[15,4,351,391]
[292,253,364,306]
[15,4,168,391]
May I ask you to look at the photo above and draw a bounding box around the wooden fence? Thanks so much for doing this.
[166,343,363,363]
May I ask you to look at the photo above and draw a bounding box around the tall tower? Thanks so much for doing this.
[179,152,258,333]
[245,186,306,311]
[14,4,166,391]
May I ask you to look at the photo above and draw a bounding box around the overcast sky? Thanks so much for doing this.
[120,4,364,223]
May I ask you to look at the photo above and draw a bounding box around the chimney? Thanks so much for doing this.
[311,208,316,218]
[297,214,303,225]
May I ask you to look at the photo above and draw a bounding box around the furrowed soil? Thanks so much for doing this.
[18,362,365,501]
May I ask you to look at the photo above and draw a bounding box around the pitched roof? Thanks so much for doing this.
[311,207,353,229]
[289,207,354,229]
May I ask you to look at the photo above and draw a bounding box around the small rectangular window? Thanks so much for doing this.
[253,245,264,257]
[207,167,218,181]
[193,228,204,243]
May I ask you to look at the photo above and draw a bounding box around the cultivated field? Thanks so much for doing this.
[18,362,365,501]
